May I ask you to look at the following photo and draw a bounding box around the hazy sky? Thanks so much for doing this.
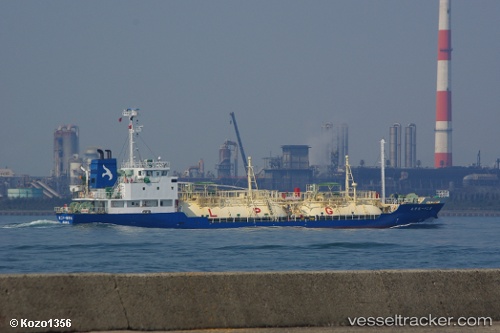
[1,0,499,176]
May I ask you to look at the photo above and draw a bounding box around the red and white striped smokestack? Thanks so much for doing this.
[434,0,452,168]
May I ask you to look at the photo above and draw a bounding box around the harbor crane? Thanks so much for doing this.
[229,112,248,173]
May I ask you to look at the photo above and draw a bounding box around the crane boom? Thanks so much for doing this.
[229,112,248,172]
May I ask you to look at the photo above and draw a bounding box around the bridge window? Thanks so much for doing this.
[111,201,124,208]
[160,199,173,207]
[142,200,158,207]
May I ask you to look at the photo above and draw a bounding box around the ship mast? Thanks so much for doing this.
[122,108,141,164]
[247,156,258,194]
[344,155,357,203]
[380,139,386,203]
[345,155,349,198]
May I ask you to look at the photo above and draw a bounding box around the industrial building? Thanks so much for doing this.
[53,125,79,178]
[337,123,348,168]
[311,122,348,176]
[260,145,313,192]
[216,140,238,178]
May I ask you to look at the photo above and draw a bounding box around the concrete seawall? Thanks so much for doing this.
[1,269,500,332]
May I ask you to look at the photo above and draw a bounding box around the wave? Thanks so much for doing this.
[214,244,294,251]
[306,241,396,250]
[214,241,395,251]
[391,223,443,229]
[11,241,163,252]
[1,219,61,229]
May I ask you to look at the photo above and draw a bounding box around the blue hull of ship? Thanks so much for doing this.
[56,203,444,229]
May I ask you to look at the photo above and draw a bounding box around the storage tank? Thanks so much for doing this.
[389,123,401,168]
[405,123,417,168]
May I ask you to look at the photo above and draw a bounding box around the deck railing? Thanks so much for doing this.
[121,160,170,169]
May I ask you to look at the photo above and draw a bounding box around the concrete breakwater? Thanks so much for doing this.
[1,269,499,332]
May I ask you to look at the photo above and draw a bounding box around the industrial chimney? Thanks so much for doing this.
[434,0,452,168]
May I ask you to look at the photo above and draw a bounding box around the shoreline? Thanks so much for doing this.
[439,210,500,217]
[0,210,54,216]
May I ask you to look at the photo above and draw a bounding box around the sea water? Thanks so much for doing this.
[0,215,499,274]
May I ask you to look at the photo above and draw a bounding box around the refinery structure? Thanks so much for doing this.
[389,123,417,169]
[1,0,499,205]
[53,125,79,181]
